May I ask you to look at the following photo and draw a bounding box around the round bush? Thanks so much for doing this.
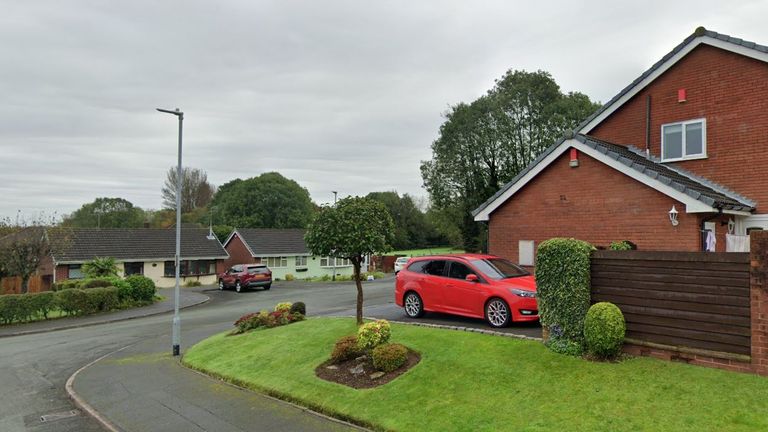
[124,275,156,302]
[372,343,408,372]
[584,302,626,358]
[357,319,391,351]
[330,335,361,363]
[289,301,306,316]
[274,302,292,313]
[80,278,114,289]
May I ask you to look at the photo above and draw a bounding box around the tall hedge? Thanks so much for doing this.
[535,238,594,342]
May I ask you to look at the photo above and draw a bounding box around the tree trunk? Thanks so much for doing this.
[20,276,29,294]
[353,259,363,325]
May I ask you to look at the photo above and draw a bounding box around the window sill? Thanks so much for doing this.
[661,154,707,163]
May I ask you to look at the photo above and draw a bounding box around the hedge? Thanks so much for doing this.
[124,275,156,303]
[535,238,594,344]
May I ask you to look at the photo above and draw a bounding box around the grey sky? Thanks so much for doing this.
[1,1,766,219]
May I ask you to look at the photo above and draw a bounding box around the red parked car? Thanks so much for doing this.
[395,254,537,327]
[218,264,272,293]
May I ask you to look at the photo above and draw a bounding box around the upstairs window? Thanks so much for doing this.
[661,118,706,162]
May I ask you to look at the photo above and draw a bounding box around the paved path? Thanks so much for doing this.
[0,287,209,338]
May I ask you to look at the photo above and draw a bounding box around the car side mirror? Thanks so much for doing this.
[465,274,479,282]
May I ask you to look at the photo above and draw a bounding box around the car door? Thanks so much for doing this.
[443,261,486,317]
[224,265,240,285]
[417,260,449,310]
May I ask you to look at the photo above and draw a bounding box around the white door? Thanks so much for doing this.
[736,214,768,235]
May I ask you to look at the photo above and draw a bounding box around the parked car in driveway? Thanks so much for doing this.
[218,264,272,293]
[395,254,537,327]
[393,256,409,274]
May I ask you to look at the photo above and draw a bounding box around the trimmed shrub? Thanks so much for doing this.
[85,287,120,313]
[274,302,292,313]
[124,275,156,302]
[290,301,306,316]
[609,240,635,251]
[53,279,83,291]
[372,343,408,372]
[56,289,89,315]
[357,319,391,351]
[29,291,56,319]
[285,274,295,281]
[0,294,31,323]
[331,335,361,363]
[584,302,626,359]
[80,278,114,289]
[535,238,594,344]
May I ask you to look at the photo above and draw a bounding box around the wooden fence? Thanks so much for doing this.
[591,250,751,356]
[0,275,51,295]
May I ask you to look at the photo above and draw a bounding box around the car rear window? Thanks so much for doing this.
[470,258,528,280]
[422,260,447,276]
[406,260,427,273]
[247,266,269,275]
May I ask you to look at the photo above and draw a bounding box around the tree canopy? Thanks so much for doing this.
[161,166,215,213]
[62,197,146,228]
[305,196,395,324]
[421,69,599,251]
[365,191,435,250]
[211,172,315,229]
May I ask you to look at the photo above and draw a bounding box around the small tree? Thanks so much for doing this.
[305,197,395,325]
[81,257,120,278]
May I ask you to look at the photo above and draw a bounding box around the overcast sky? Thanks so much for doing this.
[1,1,767,220]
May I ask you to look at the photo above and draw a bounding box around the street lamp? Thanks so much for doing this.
[331,191,338,281]
[157,107,184,357]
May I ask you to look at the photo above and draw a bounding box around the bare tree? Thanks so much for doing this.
[161,167,215,213]
[0,218,69,294]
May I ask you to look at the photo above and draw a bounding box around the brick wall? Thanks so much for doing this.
[590,44,768,211]
[223,233,258,269]
[488,151,704,263]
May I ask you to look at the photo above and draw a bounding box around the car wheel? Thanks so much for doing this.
[218,279,225,290]
[264,284,271,290]
[235,281,242,293]
[485,298,511,328]
[403,292,424,318]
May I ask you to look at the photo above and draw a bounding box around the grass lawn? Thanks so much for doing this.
[183,318,768,432]
[389,247,464,257]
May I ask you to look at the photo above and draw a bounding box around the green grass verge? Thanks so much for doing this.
[388,247,464,257]
[182,318,768,432]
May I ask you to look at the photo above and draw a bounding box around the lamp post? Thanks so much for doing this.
[157,107,184,357]
[331,191,338,281]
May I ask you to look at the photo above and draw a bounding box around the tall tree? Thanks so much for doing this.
[211,172,315,228]
[365,191,432,250]
[161,167,215,213]
[421,69,599,251]
[305,197,394,325]
[62,197,146,228]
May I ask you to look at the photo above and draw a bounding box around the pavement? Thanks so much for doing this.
[0,287,210,338]
[0,277,541,432]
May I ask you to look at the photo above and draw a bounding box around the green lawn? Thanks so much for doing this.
[183,318,768,432]
[388,247,464,257]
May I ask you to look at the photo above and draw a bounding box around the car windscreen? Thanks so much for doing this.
[247,267,269,275]
[469,258,528,280]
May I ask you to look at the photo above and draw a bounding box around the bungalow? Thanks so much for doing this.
[223,228,355,280]
[474,27,768,265]
[51,228,229,288]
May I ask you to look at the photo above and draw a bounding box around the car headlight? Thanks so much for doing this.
[509,288,536,298]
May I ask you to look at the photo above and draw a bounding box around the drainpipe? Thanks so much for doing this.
[645,94,651,158]
[700,208,723,251]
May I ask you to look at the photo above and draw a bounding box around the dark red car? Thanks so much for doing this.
[218,264,272,293]
[395,254,537,327]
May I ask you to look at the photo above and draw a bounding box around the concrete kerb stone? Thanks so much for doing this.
[0,293,210,339]
[352,315,543,342]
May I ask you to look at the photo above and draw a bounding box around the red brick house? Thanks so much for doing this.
[473,28,768,264]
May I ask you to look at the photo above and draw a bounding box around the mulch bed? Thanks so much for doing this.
[315,350,421,389]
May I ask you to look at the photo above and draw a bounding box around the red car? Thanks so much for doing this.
[395,254,537,327]
[218,264,272,293]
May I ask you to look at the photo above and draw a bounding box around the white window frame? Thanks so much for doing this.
[320,257,352,268]
[661,118,707,162]
[262,256,288,268]
[295,256,308,268]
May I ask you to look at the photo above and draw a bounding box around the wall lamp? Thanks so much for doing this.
[669,205,679,226]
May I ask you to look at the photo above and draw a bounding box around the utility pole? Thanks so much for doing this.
[332,191,338,281]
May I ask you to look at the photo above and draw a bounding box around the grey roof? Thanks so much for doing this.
[233,229,309,256]
[50,228,228,263]
[473,133,755,217]
[576,27,768,133]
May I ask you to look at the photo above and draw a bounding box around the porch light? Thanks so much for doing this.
[669,205,679,226]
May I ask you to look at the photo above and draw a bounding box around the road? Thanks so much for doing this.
[0,276,539,431]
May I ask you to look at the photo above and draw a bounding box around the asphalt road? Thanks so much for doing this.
[0,276,540,432]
